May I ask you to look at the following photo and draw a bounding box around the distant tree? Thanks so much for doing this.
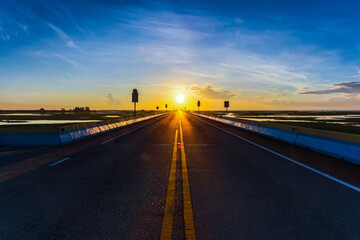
[40,108,45,112]
[61,108,65,112]
[73,106,90,113]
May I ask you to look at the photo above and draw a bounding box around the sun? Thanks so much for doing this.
[176,94,184,103]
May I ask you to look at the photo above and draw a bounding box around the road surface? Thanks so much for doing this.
[0,112,360,239]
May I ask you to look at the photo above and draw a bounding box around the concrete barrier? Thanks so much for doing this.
[191,112,360,165]
[0,113,166,146]
[257,122,298,144]
[295,127,360,165]
[58,113,166,145]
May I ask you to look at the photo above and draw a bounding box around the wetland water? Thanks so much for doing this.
[0,111,154,127]
[212,111,360,134]
[223,113,360,125]
[238,115,360,127]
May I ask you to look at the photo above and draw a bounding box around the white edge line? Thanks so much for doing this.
[49,157,71,166]
[191,114,360,193]
[99,115,167,145]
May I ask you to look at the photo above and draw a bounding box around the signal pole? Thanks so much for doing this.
[132,89,138,116]
[197,100,200,113]
[224,101,229,113]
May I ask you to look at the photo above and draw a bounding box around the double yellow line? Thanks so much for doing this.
[160,115,196,240]
[179,120,196,239]
[160,129,178,239]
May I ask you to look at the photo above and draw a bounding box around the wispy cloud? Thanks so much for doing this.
[104,93,120,105]
[300,81,360,94]
[139,44,194,64]
[350,67,360,78]
[218,58,308,90]
[0,33,10,41]
[48,23,77,48]
[1,2,359,110]
[187,84,235,99]
[178,70,223,79]
[0,25,10,40]
[53,54,80,69]
[122,10,212,44]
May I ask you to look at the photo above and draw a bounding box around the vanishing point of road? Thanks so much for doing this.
[1,112,360,239]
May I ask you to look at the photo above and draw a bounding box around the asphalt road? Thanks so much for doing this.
[0,111,360,239]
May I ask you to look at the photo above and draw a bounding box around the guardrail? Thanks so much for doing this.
[0,113,167,146]
[190,112,360,165]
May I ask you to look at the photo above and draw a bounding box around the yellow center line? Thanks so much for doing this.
[179,118,197,240]
[160,129,178,240]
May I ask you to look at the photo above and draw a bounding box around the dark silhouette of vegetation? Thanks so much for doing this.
[73,107,90,112]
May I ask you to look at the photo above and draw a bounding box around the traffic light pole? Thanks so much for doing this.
[132,89,138,117]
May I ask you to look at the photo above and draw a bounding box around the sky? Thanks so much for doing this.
[1,0,360,110]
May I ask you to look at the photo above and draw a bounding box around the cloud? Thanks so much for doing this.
[54,54,80,69]
[104,93,120,105]
[179,70,223,79]
[48,23,77,48]
[22,25,28,32]
[0,26,10,40]
[187,84,235,99]
[351,67,360,78]
[300,81,360,95]
[234,18,243,24]
[0,34,10,41]
[123,10,212,44]
[219,62,307,89]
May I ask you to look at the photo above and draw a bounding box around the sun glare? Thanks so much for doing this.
[176,94,184,103]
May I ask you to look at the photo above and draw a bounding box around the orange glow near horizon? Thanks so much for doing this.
[3,86,360,111]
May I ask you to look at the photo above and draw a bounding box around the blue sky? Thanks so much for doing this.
[1,0,360,110]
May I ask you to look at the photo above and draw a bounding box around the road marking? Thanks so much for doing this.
[99,116,166,145]
[193,115,360,193]
[49,158,71,166]
[160,130,178,240]
[179,119,197,240]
